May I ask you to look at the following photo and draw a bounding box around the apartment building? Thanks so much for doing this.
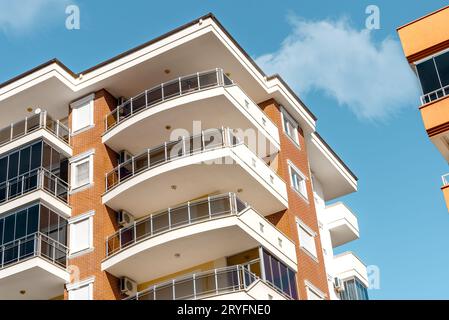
[398,6,449,213]
[0,14,368,300]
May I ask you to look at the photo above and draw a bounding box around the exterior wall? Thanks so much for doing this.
[259,99,330,300]
[420,96,449,136]
[397,5,449,62]
[65,89,123,300]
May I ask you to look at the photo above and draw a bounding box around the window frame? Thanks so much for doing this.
[287,160,308,200]
[296,218,318,260]
[70,150,94,191]
[68,210,94,256]
[71,94,94,134]
[414,48,449,95]
[305,280,326,300]
[67,277,95,300]
[280,107,300,147]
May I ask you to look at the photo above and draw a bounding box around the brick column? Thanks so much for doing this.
[65,89,123,300]
[259,99,330,300]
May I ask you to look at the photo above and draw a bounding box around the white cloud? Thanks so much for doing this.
[0,0,70,34]
[256,16,421,121]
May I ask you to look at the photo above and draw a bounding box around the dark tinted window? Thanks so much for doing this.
[27,205,39,234]
[3,214,15,243]
[435,51,449,87]
[8,151,19,179]
[19,147,31,175]
[0,219,3,245]
[417,59,441,94]
[30,142,42,170]
[0,157,7,183]
[15,210,27,239]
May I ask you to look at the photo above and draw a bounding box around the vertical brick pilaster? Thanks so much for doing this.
[260,99,330,300]
[66,89,123,300]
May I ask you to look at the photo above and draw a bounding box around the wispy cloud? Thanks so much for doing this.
[256,15,420,121]
[0,0,70,34]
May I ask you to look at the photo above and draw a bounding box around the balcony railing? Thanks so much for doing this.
[421,84,449,105]
[0,168,69,205]
[0,232,68,270]
[126,263,265,300]
[105,68,233,132]
[0,111,70,147]
[105,127,241,192]
[106,193,247,257]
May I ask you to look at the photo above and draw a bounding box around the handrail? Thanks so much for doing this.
[105,127,241,191]
[0,110,70,146]
[104,68,233,132]
[421,84,449,105]
[0,167,70,204]
[0,231,68,270]
[106,193,247,257]
[126,263,263,300]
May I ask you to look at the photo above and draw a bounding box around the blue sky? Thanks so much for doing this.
[1,0,449,299]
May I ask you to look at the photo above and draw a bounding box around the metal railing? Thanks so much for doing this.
[0,111,70,146]
[442,173,449,186]
[421,84,449,105]
[0,167,69,204]
[126,263,261,300]
[105,68,233,132]
[105,127,241,191]
[0,232,68,270]
[106,193,247,257]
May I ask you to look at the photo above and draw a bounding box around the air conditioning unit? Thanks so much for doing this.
[119,150,133,164]
[117,210,134,227]
[334,277,345,292]
[120,277,137,296]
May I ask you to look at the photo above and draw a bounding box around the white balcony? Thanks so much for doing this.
[332,252,368,287]
[102,194,296,283]
[127,265,290,300]
[323,202,359,247]
[0,111,71,157]
[0,232,70,300]
[103,128,288,218]
[102,69,280,156]
[0,168,71,217]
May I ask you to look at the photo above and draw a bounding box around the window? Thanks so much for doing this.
[297,220,317,259]
[281,108,300,146]
[416,50,449,102]
[305,282,325,300]
[69,211,94,255]
[288,161,307,199]
[339,278,369,300]
[67,277,94,300]
[70,151,94,190]
[71,94,94,133]
[261,248,298,299]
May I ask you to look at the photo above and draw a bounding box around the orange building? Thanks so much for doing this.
[398,5,449,212]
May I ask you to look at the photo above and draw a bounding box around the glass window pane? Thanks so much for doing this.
[49,210,59,241]
[15,210,27,239]
[42,143,52,170]
[19,147,31,175]
[58,217,68,246]
[39,205,50,235]
[27,205,39,235]
[8,151,19,179]
[0,157,7,183]
[417,59,441,94]
[263,250,273,283]
[4,214,15,243]
[435,51,449,87]
[30,142,42,170]
[0,219,3,246]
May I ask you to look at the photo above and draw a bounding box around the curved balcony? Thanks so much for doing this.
[126,264,290,301]
[102,69,279,156]
[0,168,70,217]
[0,111,71,157]
[102,193,296,283]
[103,128,287,217]
[0,232,69,300]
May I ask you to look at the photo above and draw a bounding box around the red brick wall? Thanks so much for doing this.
[65,90,123,300]
[260,99,329,300]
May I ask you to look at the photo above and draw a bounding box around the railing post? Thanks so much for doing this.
[182,136,186,156]
[193,273,196,300]
[236,266,240,291]
[119,231,122,252]
[150,214,153,236]
[172,279,176,300]
[215,269,219,295]
[21,175,25,196]
[56,120,60,138]
[9,123,13,141]
[216,68,220,86]
[197,72,200,90]
[187,201,191,224]
[161,84,165,101]
[147,149,150,169]
[116,108,120,125]
[24,116,28,135]
[17,239,21,262]
[164,142,168,161]
[168,208,171,230]
[5,181,8,201]
[133,223,137,244]
[130,97,133,116]
[179,77,182,95]
[145,90,148,108]
[208,196,212,219]
[201,130,205,151]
